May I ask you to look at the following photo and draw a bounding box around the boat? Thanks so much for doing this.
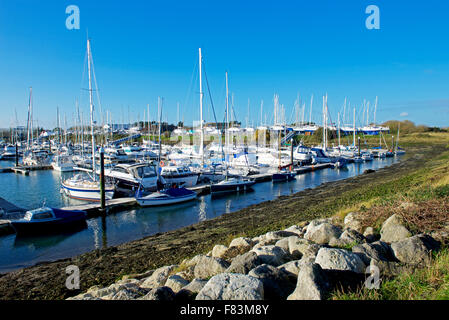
[51,154,75,172]
[10,207,87,235]
[272,170,296,182]
[135,187,197,207]
[0,144,18,160]
[160,165,200,187]
[104,162,159,195]
[293,143,313,165]
[61,173,115,201]
[210,177,255,193]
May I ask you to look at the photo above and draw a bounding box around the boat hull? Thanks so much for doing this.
[61,182,115,201]
[136,192,197,207]
[210,181,255,193]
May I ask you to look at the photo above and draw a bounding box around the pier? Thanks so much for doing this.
[0,165,53,175]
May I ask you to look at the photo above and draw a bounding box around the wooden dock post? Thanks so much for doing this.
[15,143,18,167]
[99,147,106,212]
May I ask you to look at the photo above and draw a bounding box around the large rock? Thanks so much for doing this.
[390,234,439,266]
[175,278,208,301]
[165,275,190,293]
[363,227,378,243]
[287,263,330,300]
[304,221,342,244]
[380,214,412,243]
[351,241,394,265]
[248,264,296,300]
[196,273,264,300]
[283,225,305,237]
[344,212,364,233]
[275,237,291,252]
[110,286,148,300]
[140,265,178,289]
[329,228,366,247]
[226,251,263,274]
[315,248,366,274]
[193,255,230,279]
[211,245,229,259]
[229,237,255,251]
[288,238,316,259]
[251,245,291,267]
[277,260,303,279]
[263,230,298,241]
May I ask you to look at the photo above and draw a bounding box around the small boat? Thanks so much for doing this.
[61,174,115,201]
[10,207,87,235]
[272,170,296,182]
[210,177,255,193]
[135,187,197,207]
[333,158,349,169]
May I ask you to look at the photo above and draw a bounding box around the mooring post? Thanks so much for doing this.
[358,136,361,157]
[391,136,395,153]
[15,143,18,167]
[100,146,105,211]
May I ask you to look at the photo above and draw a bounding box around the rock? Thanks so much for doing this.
[175,279,208,302]
[352,241,394,265]
[283,225,305,237]
[140,286,175,301]
[211,245,229,259]
[263,230,298,241]
[226,251,263,274]
[165,275,190,293]
[287,263,330,300]
[344,212,364,233]
[229,237,255,251]
[251,245,291,267]
[288,238,314,259]
[193,255,230,279]
[380,214,412,243]
[369,259,408,277]
[430,230,449,246]
[330,229,366,247]
[140,265,178,289]
[248,264,296,300]
[363,227,378,242]
[277,260,303,279]
[275,237,291,252]
[315,248,366,273]
[196,273,264,300]
[121,270,154,281]
[390,234,439,266]
[110,286,148,300]
[67,293,101,300]
[304,222,342,244]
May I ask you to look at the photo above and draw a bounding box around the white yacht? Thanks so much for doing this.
[104,163,159,194]
[160,165,199,187]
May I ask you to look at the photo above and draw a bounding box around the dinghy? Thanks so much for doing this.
[210,177,255,193]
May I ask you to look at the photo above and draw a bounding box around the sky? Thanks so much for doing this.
[0,0,448,129]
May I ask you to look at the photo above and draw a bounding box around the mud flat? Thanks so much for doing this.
[0,145,439,300]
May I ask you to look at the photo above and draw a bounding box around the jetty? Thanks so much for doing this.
[0,165,52,175]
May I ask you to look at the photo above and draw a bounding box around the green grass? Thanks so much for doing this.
[332,249,449,300]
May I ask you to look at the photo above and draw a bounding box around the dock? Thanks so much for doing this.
[0,165,53,175]
[187,183,211,196]
[60,197,137,218]
[295,163,332,174]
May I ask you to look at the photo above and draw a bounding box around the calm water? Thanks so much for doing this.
[0,157,400,273]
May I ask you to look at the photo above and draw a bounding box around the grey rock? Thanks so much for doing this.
[251,245,291,267]
[304,222,342,244]
[193,255,230,279]
[140,265,178,289]
[226,251,263,274]
[196,273,264,300]
[363,227,378,242]
[275,237,291,252]
[211,244,229,259]
[140,286,175,301]
[344,212,364,233]
[287,263,330,300]
[229,237,255,251]
[283,225,305,237]
[380,214,412,243]
[165,275,190,293]
[390,234,439,265]
[248,264,296,300]
[315,248,366,273]
[352,241,394,265]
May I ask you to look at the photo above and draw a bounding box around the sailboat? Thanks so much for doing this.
[210,71,255,193]
[61,38,115,202]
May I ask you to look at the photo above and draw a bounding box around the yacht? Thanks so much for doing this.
[104,162,159,195]
[51,154,75,172]
[160,165,200,187]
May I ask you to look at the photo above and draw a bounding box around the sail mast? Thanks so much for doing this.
[87,38,96,181]
[199,48,204,167]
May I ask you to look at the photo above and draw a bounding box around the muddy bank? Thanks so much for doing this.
[0,146,439,300]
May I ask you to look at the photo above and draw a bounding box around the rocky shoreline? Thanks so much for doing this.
[67,212,443,300]
[0,145,440,300]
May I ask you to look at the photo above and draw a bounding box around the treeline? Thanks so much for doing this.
[381,120,447,134]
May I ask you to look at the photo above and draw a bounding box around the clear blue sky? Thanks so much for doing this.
[0,0,448,129]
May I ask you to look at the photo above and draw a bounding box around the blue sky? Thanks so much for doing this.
[0,0,448,129]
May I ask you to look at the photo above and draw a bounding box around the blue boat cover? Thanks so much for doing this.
[164,187,195,197]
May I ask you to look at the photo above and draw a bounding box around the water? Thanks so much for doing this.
[0,157,400,273]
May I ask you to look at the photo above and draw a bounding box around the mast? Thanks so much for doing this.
[338,112,341,148]
[353,107,356,147]
[374,96,378,125]
[225,71,229,179]
[87,38,96,181]
[309,94,313,125]
[199,48,204,166]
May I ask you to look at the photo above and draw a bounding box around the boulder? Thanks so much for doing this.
[140,286,175,301]
[304,222,342,244]
[211,245,229,259]
[193,255,230,279]
[351,241,394,265]
[315,248,366,274]
[229,237,255,251]
[283,225,305,237]
[196,273,264,300]
[248,264,296,300]
[380,214,412,243]
[175,278,208,301]
[263,230,298,241]
[288,238,314,259]
[287,263,330,300]
[226,251,263,274]
[369,259,408,277]
[343,212,364,233]
[329,229,366,247]
[277,260,303,279]
[390,234,439,266]
[110,286,148,300]
[140,265,178,289]
[251,245,291,267]
[165,275,190,293]
[363,227,378,242]
[275,237,291,252]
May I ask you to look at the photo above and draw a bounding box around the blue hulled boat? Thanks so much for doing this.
[11,207,87,235]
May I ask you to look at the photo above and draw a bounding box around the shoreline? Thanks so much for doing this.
[0,145,437,300]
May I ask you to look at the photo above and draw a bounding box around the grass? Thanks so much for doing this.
[332,249,449,300]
